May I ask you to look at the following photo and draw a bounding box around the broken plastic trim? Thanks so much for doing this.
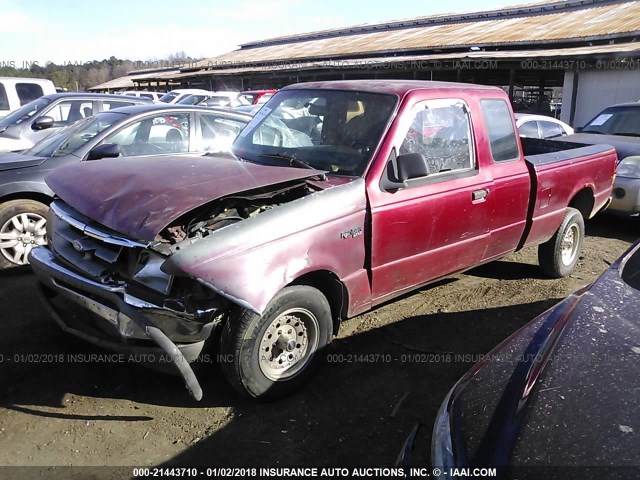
[146,326,203,401]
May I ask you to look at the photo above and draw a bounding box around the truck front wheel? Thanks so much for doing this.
[219,285,333,400]
[538,207,584,278]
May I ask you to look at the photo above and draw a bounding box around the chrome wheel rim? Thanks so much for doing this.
[561,223,580,266]
[0,213,47,265]
[259,307,319,381]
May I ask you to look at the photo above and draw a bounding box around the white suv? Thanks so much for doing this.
[0,77,56,118]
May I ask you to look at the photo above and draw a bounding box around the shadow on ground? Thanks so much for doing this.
[152,299,560,467]
[0,268,559,465]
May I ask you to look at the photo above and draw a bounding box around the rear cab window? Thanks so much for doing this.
[481,99,520,162]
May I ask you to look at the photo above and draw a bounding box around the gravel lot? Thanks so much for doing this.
[0,214,636,476]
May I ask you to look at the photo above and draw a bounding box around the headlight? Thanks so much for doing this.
[431,387,455,478]
[616,156,640,178]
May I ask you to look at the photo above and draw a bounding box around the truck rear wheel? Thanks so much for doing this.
[538,207,584,278]
[219,285,333,400]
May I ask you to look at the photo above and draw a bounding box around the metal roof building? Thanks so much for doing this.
[91,0,640,126]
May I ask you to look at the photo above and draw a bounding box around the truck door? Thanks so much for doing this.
[368,98,493,304]
[477,99,531,260]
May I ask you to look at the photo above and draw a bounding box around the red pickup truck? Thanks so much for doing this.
[29,80,617,401]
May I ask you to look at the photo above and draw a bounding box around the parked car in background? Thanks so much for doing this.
[561,102,640,216]
[29,80,616,402]
[158,89,212,104]
[238,89,277,105]
[0,93,152,153]
[0,104,250,268]
[179,92,244,108]
[0,77,56,119]
[119,90,164,101]
[419,239,640,476]
[515,113,574,139]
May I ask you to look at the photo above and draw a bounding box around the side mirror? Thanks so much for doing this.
[32,116,54,131]
[397,152,429,181]
[86,143,120,161]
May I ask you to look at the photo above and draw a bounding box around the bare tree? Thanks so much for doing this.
[86,65,110,88]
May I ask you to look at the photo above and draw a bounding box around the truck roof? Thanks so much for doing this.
[282,79,503,97]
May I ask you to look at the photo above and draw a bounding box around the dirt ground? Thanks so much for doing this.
[0,214,637,476]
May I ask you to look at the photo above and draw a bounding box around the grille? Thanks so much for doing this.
[48,201,146,280]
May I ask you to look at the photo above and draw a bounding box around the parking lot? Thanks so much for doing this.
[0,214,635,468]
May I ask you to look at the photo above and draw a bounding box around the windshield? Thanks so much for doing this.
[0,97,52,127]
[26,111,125,157]
[159,92,180,103]
[178,94,207,105]
[232,89,397,176]
[581,106,640,136]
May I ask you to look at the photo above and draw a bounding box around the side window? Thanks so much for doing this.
[104,113,190,156]
[480,99,519,162]
[539,121,564,139]
[102,101,135,110]
[518,120,540,138]
[46,100,93,125]
[16,83,43,105]
[198,114,247,152]
[140,94,153,99]
[0,84,8,110]
[398,98,474,176]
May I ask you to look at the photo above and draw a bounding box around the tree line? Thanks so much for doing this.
[0,52,196,91]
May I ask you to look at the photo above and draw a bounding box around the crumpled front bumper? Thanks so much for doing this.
[29,246,220,401]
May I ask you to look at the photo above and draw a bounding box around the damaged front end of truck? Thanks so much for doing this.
[29,156,367,400]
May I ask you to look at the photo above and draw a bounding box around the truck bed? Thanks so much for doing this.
[520,137,617,249]
[522,137,613,164]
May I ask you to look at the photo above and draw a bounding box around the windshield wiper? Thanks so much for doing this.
[257,152,315,170]
[257,153,327,180]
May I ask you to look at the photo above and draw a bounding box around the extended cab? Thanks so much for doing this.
[29,80,617,401]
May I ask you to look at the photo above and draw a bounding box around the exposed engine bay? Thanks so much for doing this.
[157,181,316,248]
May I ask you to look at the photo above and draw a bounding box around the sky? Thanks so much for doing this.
[0,0,546,66]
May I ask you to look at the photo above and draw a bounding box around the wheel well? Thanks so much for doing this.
[568,188,594,220]
[0,192,53,207]
[291,270,347,335]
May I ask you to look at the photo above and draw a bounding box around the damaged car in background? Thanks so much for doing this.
[399,239,640,478]
[29,80,617,401]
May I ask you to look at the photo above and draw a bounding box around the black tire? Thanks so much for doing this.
[219,285,333,400]
[0,199,49,270]
[538,207,585,278]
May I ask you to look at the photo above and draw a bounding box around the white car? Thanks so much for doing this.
[515,113,574,139]
[119,90,164,101]
[158,89,212,104]
[177,91,245,108]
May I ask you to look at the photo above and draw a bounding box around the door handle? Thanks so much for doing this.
[472,189,489,201]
